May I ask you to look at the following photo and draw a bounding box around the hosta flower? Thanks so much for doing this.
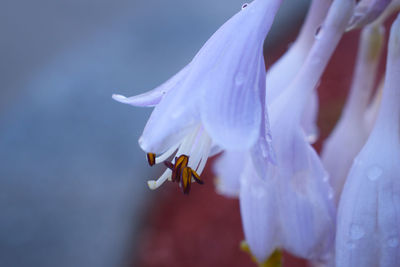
[113,0,282,193]
[214,0,331,198]
[335,15,400,267]
[321,24,384,202]
[266,0,331,143]
[240,0,354,262]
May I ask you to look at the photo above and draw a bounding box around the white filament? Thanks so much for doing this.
[147,169,172,190]
[146,125,212,190]
[155,143,179,164]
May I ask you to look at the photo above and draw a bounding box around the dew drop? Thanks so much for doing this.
[241,3,248,10]
[266,133,272,143]
[354,157,363,165]
[388,237,399,248]
[315,25,322,40]
[260,143,268,158]
[328,188,334,199]
[366,165,383,181]
[323,175,329,182]
[235,73,246,85]
[307,133,318,144]
[350,224,365,240]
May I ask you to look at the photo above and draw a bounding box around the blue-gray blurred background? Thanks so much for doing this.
[0,0,308,266]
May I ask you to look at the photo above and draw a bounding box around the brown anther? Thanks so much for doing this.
[181,166,192,194]
[191,169,204,185]
[174,155,189,169]
[146,153,156,166]
[157,153,202,194]
[171,158,183,183]
[171,155,189,183]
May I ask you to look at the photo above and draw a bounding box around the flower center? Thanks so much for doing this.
[145,125,212,194]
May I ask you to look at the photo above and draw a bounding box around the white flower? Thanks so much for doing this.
[214,0,331,198]
[113,0,282,192]
[240,0,355,261]
[336,14,400,267]
[321,24,384,202]
[266,0,332,143]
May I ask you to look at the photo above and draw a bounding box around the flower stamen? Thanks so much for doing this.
[145,126,211,193]
[146,153,156,166]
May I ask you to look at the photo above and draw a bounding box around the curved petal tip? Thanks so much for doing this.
[112,94,129,104]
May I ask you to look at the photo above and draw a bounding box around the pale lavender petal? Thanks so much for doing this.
[321,24,384,202]
[265,0,331,142]
[258,0,355,252]
[112,64,191,107]
[335,148,400,266]
[141,0,283,153]
[271,126,336,260]
[336,15,400,267]
[200,0,282,150]
[138,81,199,153]
[266,0,331,103]
[214,151,248,198]
[251,55,276,176]
[260,85,336,260]
[239,159,279,262]
[301,89,320,144]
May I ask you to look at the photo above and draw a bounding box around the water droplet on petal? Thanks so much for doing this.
[366,165,383,181]
[315,25,322,40]
[266,133,272,143]
[388,237,399,248]
[260,143,268,158]
[354,157,363,166]
[241,3,248,10]
[350,224,365,240]
[323,175,329,182]
[307,133,318,144]
[328,187,334,199]
[235,73,246,86]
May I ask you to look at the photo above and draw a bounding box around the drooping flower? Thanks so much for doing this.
[214,0,331,198]
[336,14,400,266]
[240,0,355,262]
[266,0,332,143]
[113,0,282,193]
[321,23,384,203]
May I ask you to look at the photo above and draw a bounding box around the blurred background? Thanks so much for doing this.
[0,0,313,266]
